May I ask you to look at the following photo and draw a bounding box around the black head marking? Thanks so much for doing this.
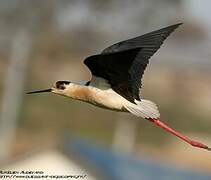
[55,81,70,90]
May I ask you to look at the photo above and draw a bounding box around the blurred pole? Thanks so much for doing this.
[112,113,137,153]
[0,29,32,162]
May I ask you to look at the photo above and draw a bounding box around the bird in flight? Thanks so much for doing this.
[27,23,210,151]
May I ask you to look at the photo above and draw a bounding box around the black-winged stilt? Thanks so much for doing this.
[27,23,210,151]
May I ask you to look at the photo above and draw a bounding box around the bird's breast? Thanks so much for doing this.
[64,84,131,111]
[87,87,130,111]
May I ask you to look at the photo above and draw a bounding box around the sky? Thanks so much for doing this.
[184,0,211,30]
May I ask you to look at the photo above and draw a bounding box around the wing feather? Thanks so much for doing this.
[84,23,182,102]
[102,23,182,54]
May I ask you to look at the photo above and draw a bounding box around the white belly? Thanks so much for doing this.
[63,81,160,119]
[84,76,131,111]
[88,87,131,111]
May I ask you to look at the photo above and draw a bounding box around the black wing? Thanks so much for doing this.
[84,23,182,102]
[84,48,141,102]
[102,23,182,54]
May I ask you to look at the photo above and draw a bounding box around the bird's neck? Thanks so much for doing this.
[64,83,92,102]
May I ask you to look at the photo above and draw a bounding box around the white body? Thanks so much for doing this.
[54,77,160,119]
[84,87,131,111]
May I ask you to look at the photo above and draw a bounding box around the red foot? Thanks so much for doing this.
[189,140,211,150]
[147,118,211,151]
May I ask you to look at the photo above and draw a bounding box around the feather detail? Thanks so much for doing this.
[124,99,160,119]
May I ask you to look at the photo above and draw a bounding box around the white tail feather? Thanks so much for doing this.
[124,99,160,119]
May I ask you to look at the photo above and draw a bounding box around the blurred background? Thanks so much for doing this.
[0,0,211,179]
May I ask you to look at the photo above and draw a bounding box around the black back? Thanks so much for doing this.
[84,23,182,102]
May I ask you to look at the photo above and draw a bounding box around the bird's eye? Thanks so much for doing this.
[57,84,65,89]
[55,81,70,90]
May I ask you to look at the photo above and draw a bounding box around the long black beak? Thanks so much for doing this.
[26,88,51,94]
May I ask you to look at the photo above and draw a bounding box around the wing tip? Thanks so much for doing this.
[172,22,183,26]
[158,22,183,35]
[169,22,183,30]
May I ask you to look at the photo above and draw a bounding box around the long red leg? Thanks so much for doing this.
[147,118,211,151]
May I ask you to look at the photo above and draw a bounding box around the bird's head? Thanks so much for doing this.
[51,81,71,95]
[27,81,71,96]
